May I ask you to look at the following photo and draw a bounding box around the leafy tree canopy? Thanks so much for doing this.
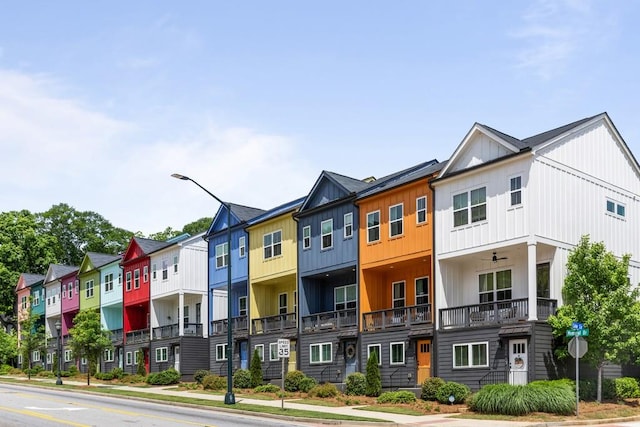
[68,309,112,385]
[548,235,640,401]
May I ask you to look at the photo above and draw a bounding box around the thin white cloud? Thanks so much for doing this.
[510,0,611,80]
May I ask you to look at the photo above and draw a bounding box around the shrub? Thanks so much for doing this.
[615,377,640,399]
[68,365,79,376]
[146,367,180,385]
[470,382,575,416]
[578,379,596,400]
[119,374,147,384]
[284,370,306,392]
[37,370,55,378]
[435,381,470,404]
[255,383,281,393]
[110,367,125,379]
[136,350,146,376]
[194,369,210,385]
[421,377,445,401]
[250,349,263,387]
[202,374,227,390]
[365,351,381,397]
[527,381,575,415]
[309,382,339,398]
[94,372,114,380]
[299,376,317,393]
[345,372,367,396]
[377,390,417,404]
[603,378,616,400]
[0,364,12,375]
[233,369,252,389]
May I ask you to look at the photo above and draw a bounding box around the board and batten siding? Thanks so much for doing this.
[100,261,122,306]
[150,337,209,380]
[360,329,416,389]
[248,215,298,282]
[299,331,345,383]
[209,228,250,289]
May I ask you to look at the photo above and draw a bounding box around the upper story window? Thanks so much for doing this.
[453,186,486,227]
[162,260,168,280]
[263,230,282,259]
[479,270,512,303]
[510,176,522,206]
[416,196,427,224]
[125,272,132,291]
[21,296,27,310]
[152,264,157,280]
[239,236,246,258]
[537,262,550,299]
[134,269,140,289]
[33,291,40,306]
[366,211,380,243]
[68,282,74,298]
[606,199,626,218]
[392,281,405,308]
[302,226,311,250]
[173,256,178,273]
[278,293,288,314]
[389,203,403,237]
[143,266,149,282]
[334,284,356,311]
[216,242,229,268]
[344,212,353,238]
[104,273,114,292]
[239,296,247,316]
[85,280,94,298]
[415,277,429,305]
[321,219,333,250]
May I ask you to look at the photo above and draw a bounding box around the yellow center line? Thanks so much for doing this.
[0,404,90,427]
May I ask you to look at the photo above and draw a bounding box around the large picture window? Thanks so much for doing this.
[453,342,489,368]
[334,284,356,310]
[453,187,486,226]
[479,270,512,303]
[367,211,380,243]
[310,343,332,364]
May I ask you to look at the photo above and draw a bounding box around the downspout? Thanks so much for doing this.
[428,175,438,379]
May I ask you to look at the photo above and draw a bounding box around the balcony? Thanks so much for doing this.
[301,309,357,332]
[211,316,248,335]
[362,304,432,332]
[439,298,557,329]
[125,328,150,344]
[152,323,203,339]
[110,328,123,343]
[251,313,296,334]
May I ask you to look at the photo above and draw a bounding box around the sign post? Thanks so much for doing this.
[567,323,588,417]
[278,339,290,409]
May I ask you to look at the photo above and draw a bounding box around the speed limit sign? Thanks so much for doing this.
[278,339,290,358]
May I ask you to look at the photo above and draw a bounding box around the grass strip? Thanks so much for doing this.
[356,405,427,416]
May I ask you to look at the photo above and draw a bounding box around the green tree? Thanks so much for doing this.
[68,310,112,385]
[136,349,147,376]
[250,349,263,387]
[18,309,45,380]
[182,217,212,236]
[0,210,58,330]
[148,227,181,241]
[37,203,132,266]
[0,328,18,365]
[365,350,381,397]
[548,235,640,402]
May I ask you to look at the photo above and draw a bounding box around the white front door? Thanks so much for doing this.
[509,339,528,385]
[174,346,180,372]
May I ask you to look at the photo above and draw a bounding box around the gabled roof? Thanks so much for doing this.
[438,113,607,178]
[121,237,172,264]
[15,273,45,292]
[43,264,79,285]
[245,196,306,228]
[298,170,372,214]
[83,252,122,270]
[357,159,442,200]
[205,203,267,239]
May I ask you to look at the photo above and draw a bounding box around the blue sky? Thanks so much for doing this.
[2,1,639,235]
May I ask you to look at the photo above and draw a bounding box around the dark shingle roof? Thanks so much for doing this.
[325,171,372,193]
[228,203,267,222]
[246,196,306,227]
[22,273,45,287]
[86,252,122,268]
[133,237,173,255]
[357,159,443,199]
[48,264,79,282]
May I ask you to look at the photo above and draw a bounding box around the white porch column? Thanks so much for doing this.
[527,242,538,321]
[179,292,184,335]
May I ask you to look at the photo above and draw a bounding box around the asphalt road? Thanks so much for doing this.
[0,382,312,427]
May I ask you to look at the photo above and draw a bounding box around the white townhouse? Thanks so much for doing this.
[432,113,640,389]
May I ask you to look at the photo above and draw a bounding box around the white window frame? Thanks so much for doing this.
[162,260,168,280]
[21,296,27,310]
[453,342,489,368]
[321,218,333,250]
[32,350,40,362]
[239,236,246,258]
[366,211,380,243]
[239,296,247,316]
[81,357,87,366]
[416,196,427,224]
[33,291,40,306]
[334,284,356,311]
[216,343,228,361]
[104,273,114,292]
[270,342,279,361]
[216,242,229,268]
[415,277,429,306]
[255,344,264,362]
[479,269,512,303]
[344,212,353,238]
[125,351,132,365]
[367,344,381,365]
[263,230,282,259]
[453,186,486,227]
[302,225,311,250]
[278,293,288,314]
[152,264,157,280]
[85,280,94,299]
[183,305,190,325]
[125,271,132,291]
[68,282,74,298]
[134,351,139,365]
[389,203,403,237]
[392,281,405,308]
[64,349,72,362]
[310,342,332,364]
[606,198,626,218]
[390,342,405,365]
[46,352,52,364]
[155,347,168,362]
[134,269,140,289]
[104,348,114,362]
[510,176,522,206]
[173,256,178,273]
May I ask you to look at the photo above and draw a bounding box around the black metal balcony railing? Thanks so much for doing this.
[362,304,432,331]
[110,328,123,342]
[152,323,203,339]
[301,309,357,332]
[211,316,248,335]
[125,328,150,344]
[252,313,297,334]
[439,298,557,329]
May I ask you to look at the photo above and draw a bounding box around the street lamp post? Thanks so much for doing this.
[171,173,235,405]
[55,319,63,385]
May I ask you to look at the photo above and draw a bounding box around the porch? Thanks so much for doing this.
[251,313,296,334]
[301,309,357,332]
[211,316,248,335]
[439,298,557,329]
[362,304,432,332]
[110,328,123,343]
[125,328,150,344]
[152,323,203,339]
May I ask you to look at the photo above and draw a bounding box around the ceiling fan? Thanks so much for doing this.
[483,252,508,263]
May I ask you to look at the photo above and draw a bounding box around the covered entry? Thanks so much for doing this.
[417,339,432,384]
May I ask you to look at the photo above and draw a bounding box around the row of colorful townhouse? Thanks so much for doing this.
[15,112,640,390]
